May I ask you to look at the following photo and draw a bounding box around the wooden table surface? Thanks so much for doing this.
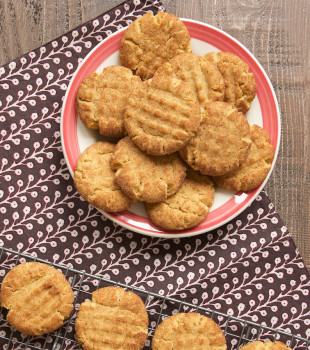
[0,0,309,270]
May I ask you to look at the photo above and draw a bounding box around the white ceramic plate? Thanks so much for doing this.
[61,19,281,238]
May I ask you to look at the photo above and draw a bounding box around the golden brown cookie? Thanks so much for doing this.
[76,65,142,138]
[124,75,201,156]
[0,262,74,335]
[213,124,274,191]
[74,141,136,212]
[204,52,256,114]
[76,286,148,350]
[152,312,227,350]
[240,340,292,350]
[179,101,252,176]
[154,53,225,104]
[119,12,191,80]
[145,169,215,230]
[111,136,186,203]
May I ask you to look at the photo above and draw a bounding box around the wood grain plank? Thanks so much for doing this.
[0,0,309,269]
[175,0,310,270]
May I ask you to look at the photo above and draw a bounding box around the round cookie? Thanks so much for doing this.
[74,141,136,212]
[111,136,186,203]
[179,101,252,176]
[120,11,191,80]
[213,125,274,191]
[240,340,292,350]
[124,75,201,156]
[76,287,148,350]
[0,262,74,335]
[204,52,256,114]
[154,53,225,104]
[152,312,227,350]
[76,65,142,138]
[145,169,215,230]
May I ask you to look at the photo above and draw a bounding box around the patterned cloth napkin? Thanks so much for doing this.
[0,0,309,347]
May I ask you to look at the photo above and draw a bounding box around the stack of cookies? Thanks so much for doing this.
[74,11,275,231]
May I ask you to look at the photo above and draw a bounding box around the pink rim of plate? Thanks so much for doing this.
[61,19,281,238]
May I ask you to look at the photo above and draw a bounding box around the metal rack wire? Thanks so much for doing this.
[0,246,309,350]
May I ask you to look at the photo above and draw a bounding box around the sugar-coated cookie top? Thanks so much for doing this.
[213,124,274,191]
[154,53,225,104]
[204,52,256,114]
[152,312,227,350]
[124,75,201,156]
[74,141,136,212]
[0,262,74,335]
[112,136,186,203]
[146,168,215,230]
[179,101,252,176]
[120,12,192,80]
[76,65,141,138]
[76,286,148,350]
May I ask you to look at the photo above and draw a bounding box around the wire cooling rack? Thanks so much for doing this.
[0,246,309,350]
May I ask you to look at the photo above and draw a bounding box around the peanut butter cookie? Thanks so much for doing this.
[124,75,201,156]
[0,262,74,335]
[120,12,191,80]
[179,101,252,176]
[145,169,214,230]
[152,312,227,350]
[76,65,141,138]
[111,136,186,203]
[204,52,256,114]
[213,125,274,191]
[154,53,225,104]
[240,340,292,350]
[74,141,136,212]
[76,287,148,350]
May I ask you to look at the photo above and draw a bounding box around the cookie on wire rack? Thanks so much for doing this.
[76,286,148,350]
[120,12,192,80]
[0,262,74,335]
[152,312,227,350]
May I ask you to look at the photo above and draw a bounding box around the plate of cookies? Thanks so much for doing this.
[61,12,280,238]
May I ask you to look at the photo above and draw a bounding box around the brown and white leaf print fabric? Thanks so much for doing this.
[0,0,309,348]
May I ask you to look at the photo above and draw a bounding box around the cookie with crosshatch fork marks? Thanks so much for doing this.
[74,141,136,212]
[145,168,215,230]
[152,312,227,350]
[212,125,274,191]
[179,101,252,176]
[0,262,74,335]
[154,53,225,104]
[75,286,149,350]
[204,52,256,114]
[119,11,192,80]
[111,136,186,203]
[76,65,142,138]
[124,75,201,156]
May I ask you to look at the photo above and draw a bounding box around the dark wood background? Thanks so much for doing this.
[0,0,309,270]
